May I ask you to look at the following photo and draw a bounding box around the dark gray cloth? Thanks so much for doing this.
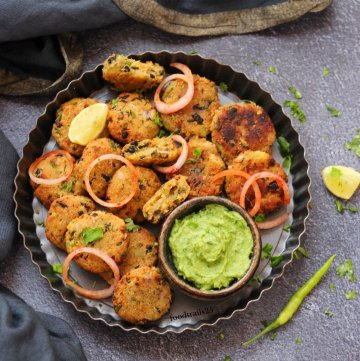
[0,285,87,361]
[0,0,127,42]
[0,130,18,262]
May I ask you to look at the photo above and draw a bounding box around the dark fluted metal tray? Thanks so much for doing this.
[14,51,311,334]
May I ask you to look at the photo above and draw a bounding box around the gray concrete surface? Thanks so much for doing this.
[1,1,359,360]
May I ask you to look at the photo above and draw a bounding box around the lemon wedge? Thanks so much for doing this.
[322,165,360,200]
[68,103,108,146]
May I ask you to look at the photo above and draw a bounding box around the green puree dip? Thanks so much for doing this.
[168,204,253,291]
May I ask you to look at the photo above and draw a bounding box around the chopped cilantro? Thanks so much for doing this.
[223,356,231,361]
[157,129,167,138]
[288,86,302,99]
[269,66,276,74]
[283,100,306,123]
[347,204,358,213]
[111,98,118,107]
[297,246,309,258]
[52,263,63,274]
[261,243,273,260]
[125,218,140,232]
[326,105,341,117]
[345,130,360,157]
[295,338,302,345]
[335,199,358,214]
[82,227,104,245]
[60,179,75,192]
[269,331,278,341]
[186,148,203,163]
[283,224,291,232]
[217,331,225,340]
[109,139,119,151]
[36,220,44,226]
[251,275,262,284]
[329,282,335,293]
[336,259,357,282]
[188,50,198,55]
[322,68,331,76]
[271,255,283,268]
[293,251,300,260]
[252,60,262,66]
[282,156,292,171]
[219,82,228,93]
[152,112,163,127]
[255,213,265,222]
[345,290,357,300]
[277,136,291,157]
[324,307,333,317]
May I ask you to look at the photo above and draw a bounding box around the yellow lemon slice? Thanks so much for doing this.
[322,165,360,200]
[68,103,108,146]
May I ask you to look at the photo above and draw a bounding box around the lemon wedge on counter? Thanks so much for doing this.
[322,165,360,199]
[68,103,108,146]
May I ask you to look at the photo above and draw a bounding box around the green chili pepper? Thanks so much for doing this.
[242,254,336,346]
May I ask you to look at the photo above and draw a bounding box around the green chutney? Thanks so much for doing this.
[168,204,254,291]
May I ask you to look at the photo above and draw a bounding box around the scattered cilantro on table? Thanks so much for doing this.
[223,356,231,361]
[252,60,262,66]
[336,259,356,282]
[268,66,276,74]
[345,130,360,158]
[217,331,225,341]
[322,68,331,76]
[324,307,333,317]
[345,291,357,300]
[295,338,302,345]
[269,332,278,341]
[334,199,358,214]
[188,50,198,55]
[82,227,104,245]
[283,100,306,123]
[288,86,302,99]
[326,105,341,117]
[329,282,335,293]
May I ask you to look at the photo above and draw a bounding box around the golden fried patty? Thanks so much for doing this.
[107,166,161,223]
[211,102,276,164]
[143,175,190,224]
[103,54,165,92]
[113,266,172,324]
[123,137,180,166]
[225,150,287,214]
[107,92,160,144]
[168,137,225,198]
[72,137,122,199]
[45,195,95,250]
[120,227,158,276]
[161,74,220,138]
[52,98,109,157]
[65,211,127,274]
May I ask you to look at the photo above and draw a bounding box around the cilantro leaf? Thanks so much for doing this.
[157,129,167,138]
[282,155,292,171]
[271,255,283,268]
[345,130,360,157]
[52,263,63,274]
[269,66,276,74]
[223,356,231,361]
[269,331,278,341]
[295,338,302,345]
[36,220,44,226]
[188,50,198,55]
[153,112,163,127]
[283,224,291,232]
[322,68,331,76]
[345,290,357,300]
[329,282,335,293]
[125,218,140,232]
[324,307,333,317]
[326,105,342,117]
[288,86,302,99]
[193,148,202,159]
[283,100,306,123]
[252,60,262,66]
[60,179,75,192]
[277,136,291,157]
[255,213,265,222]
[347,204,358,213]
[217,331,225,340]
[335,199,345,213]
[219,82,228,92]
[297,246,309,258]
[82,227,104,245]
[336,259,357,282]
[261,243,273,260]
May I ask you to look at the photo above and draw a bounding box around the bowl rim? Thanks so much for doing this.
[158,196,261,300]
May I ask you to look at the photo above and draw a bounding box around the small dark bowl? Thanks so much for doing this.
[158,196,261,301]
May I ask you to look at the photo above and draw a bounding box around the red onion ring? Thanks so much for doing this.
[256,212,290,230]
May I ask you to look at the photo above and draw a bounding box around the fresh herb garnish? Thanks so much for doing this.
[297,246,309,258]
[255,213,265,222]
[326,105,341,117]
[153,112,163,127]
[282,156,292,171]
[248,275,262,285]
[345,130,360,157]
[271,255,283,268]
[288,86,302,99]
[334,199,358,214]
[219,82,228,92]
[109,139,119,151]
[277,136,290,156]
[322,68,331,76]
[283,100,306,123]
[261,243,273,260]
[188,50,198,55]
[336,259,356,282]
[345,290,357,300]
[111,98,119,107]
[52,263,63,274]
[217,331,225,340]
[269,332,278,341]
[252,60,262,66]
[186,148,203,163]
[223,356,231,361]
[269,66,276,74]
[283,224,291,232]
[36,220,44,226]
[157,129,167,138]
[324,307,333,317]
[295,338,302,345]
[60,179,75,192]
[82,227,104,245]
[329,282,335,293]
[125,218,140,232]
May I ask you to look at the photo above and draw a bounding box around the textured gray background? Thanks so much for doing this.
[1,1,359,360]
